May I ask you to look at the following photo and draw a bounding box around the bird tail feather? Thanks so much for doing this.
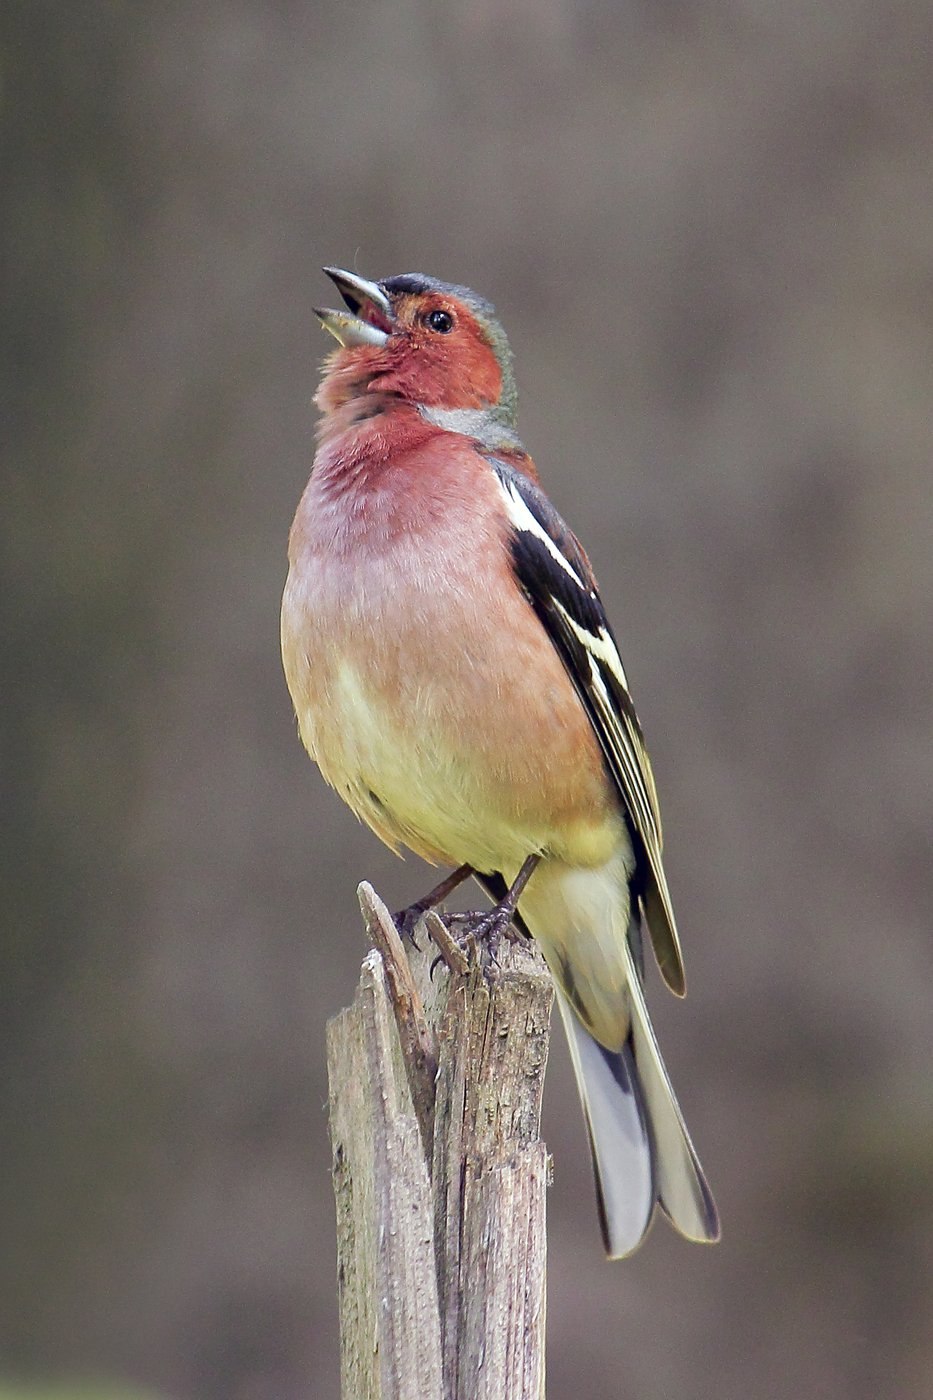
[621,933,720,1247]
[555,988,655,1257]
[511,857,719,1256]
[552,932,719,1258]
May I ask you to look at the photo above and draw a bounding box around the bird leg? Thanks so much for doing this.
[394,862,475,943]
[452,853,541,953]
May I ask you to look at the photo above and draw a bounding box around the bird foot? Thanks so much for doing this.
[393,901,430,949]
[443,907,528,974]
[449,907,525,948]
[417,909,526,982]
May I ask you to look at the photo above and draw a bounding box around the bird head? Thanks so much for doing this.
[314,267,518,434]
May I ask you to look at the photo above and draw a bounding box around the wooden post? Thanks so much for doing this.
[326,882,553,1400]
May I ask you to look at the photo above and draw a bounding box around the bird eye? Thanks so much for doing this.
[425,308,454,333]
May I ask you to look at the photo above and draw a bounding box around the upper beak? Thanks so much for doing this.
[313,267,394,347]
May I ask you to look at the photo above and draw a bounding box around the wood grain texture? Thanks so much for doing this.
[327,950,444,1400]
[326,885,553,1400]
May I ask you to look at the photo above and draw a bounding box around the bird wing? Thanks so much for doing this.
[488,457,687,996]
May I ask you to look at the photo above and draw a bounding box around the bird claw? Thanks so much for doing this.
[399,903,527,982]
[467,908,526,949]
[393,903,428,949]
[441,909,526,976]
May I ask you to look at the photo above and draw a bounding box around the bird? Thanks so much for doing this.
[281,265,720,1258]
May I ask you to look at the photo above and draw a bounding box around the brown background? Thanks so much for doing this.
[3,3,932,1398]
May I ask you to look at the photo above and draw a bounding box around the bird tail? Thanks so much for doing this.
[555,987,655,1256]
[515,857,718,1258]
[554,930,720,1257]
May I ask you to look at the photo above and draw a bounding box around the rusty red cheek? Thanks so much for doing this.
[456,334,503,404]
[374,330,502,409]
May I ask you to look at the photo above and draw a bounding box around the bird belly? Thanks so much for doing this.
[281,542,620,875]
[321,657,534,869]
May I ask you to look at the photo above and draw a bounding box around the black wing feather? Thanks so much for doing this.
[488,458,686,996]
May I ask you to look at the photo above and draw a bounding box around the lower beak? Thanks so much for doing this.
[314,267,393,347]
[313,307,389,348]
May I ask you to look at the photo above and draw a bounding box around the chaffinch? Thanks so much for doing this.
[281,266,720,1257]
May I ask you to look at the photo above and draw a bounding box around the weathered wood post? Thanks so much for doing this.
[326,882,553,1400]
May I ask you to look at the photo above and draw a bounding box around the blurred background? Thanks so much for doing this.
[3,2,932,1397]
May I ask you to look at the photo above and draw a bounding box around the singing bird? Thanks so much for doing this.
[281,266,720,1257]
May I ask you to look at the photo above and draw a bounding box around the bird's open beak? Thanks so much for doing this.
[313,268,394,347]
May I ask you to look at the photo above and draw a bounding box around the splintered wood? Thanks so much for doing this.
[326,882,552,1400]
